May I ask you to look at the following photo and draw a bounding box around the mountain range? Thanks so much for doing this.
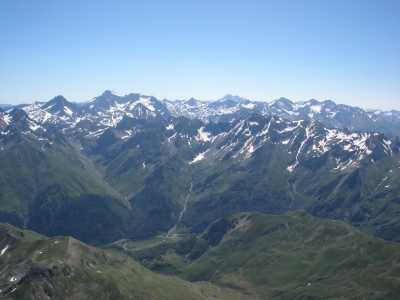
[2,91,400,139]
[164,96,400,138]
[1,90,400,298]
[1,91,400,243]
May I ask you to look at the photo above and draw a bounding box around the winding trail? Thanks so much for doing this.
[105,238,128,246]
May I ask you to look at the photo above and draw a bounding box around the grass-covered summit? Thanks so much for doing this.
[0,223,241,299]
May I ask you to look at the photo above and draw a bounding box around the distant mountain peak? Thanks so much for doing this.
[9,107,30,122]
[54,95,67,101]
[322,99,336,106]
[186,98,198,105]
[88,91,123,110]
[42,95,67,107]
[0,104,14,110]
[269,97,294,110]
[6,107,36,132]
[41,95,77,115]
[218,94,248,103]
[102,90,120,97]
[307,98,320,105]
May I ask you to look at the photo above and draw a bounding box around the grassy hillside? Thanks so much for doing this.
[136,211,400,299]
[0,223,241,299]
[0,126,133,245]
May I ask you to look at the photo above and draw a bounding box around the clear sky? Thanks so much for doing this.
[1,0,399,110]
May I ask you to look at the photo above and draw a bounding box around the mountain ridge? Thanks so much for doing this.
[2,91,400,140]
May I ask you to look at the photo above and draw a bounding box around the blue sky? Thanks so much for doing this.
[1,0,399,110]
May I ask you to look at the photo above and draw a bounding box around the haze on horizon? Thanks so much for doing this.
[0,0,399,111]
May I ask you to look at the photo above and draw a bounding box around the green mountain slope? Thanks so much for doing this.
[85,115,400,242]
[3,111,400,245]
[91,118,201,238]
[179,117,400,242]
[138,211,400,299]
[0,223,240,299]
[0,110,130,245]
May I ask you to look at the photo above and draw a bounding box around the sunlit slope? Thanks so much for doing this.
[0,223,241,300]
[154,211,400,299]
[0,112,130,245]
[0,131,120,225]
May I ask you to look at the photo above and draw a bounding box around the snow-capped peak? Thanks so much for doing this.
[218,94,249,103]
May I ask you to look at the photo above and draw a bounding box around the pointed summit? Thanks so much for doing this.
[9,107,31,123]
[8,108,33,131]
[269,97,294,110]
[41,95,77,116]
[89,90,122,110]
[185,98,198,105]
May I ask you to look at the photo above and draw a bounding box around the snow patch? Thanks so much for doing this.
[189,150,209,164]
[280,138,291,144]
[310,105,322,113]
[64,106,73,115]
[242,102,255,109]
[3,114,11,125]
[196,127,211,142]
[29,121,40,131]
[0,245,9,256]
[130,97,155,112]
